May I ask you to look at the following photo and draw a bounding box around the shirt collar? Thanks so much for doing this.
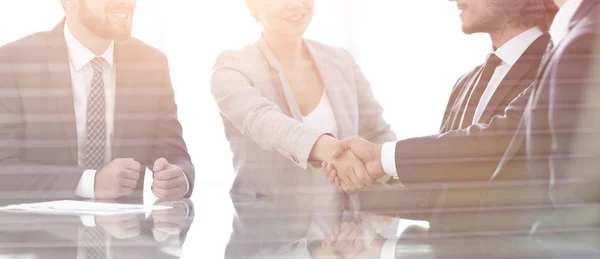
[549,0,584,45]
[64,22,114,71]
[493,26,544,67]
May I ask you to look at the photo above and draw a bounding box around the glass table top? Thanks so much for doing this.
[0,179,598,259]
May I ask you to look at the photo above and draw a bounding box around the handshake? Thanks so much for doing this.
[316,136,390,194]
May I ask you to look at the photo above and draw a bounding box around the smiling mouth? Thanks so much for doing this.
[284,14,305,22]
[108,8,132,20]
[110,12,130,20]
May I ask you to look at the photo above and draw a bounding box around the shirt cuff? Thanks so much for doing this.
[381,142,398,178]
[381,238,399,259]
[378,218,400,239]
[75,170,96,199]
[79,199,97,227]
[79,215,97,227]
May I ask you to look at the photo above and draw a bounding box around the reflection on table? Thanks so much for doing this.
[0,199,194,259]
[225,181,600,259]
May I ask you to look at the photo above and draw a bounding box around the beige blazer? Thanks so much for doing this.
[211,37,396,200]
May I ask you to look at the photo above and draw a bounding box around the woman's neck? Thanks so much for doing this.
[263,32,306,61]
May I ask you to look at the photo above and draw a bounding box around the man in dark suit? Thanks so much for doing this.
[500,0,600,205]
[323,0,557,189]
[0,0,194,201]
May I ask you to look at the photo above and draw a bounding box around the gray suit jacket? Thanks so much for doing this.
[0,20,195,200]
[500,0,600,204]
[211,37,396,199]
[469,0,600,236]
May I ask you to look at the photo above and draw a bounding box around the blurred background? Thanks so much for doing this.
[0,0,490,257]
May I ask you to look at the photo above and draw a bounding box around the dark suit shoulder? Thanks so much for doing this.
[0,30,51,59]
[117,37,168,63]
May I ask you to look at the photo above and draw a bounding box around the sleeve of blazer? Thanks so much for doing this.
[0,45,86,200]
[211,50,328,170]
[392,84,532,184]
[544,34,600,182]
[152,53,195,198]
[343,50,396,144]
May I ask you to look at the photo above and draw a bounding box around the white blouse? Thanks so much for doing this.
[302,92,338,137]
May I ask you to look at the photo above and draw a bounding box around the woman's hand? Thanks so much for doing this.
[329,150,373,193]
[310,135,374,193]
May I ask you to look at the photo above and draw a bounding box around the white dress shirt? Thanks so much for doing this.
[65,23,190,199]
[550,0,584,45]
[380,26,544,178]
[65,23,117,199]
[473,26,544,124]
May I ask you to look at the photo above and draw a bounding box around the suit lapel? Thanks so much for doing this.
[47,19,78,163]
[450,68,482,130]
[478,34,551,124]
[258,38,355,138]
[257,38,303,120]
[305,41,354,139]
[439,75,468,132]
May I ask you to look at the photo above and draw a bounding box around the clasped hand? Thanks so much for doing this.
[310,215,385,259]
[324,149,373,194]
[323,137,387,194]
[151,201,189,242]
[94,157,187,200]
[94,200,188,242]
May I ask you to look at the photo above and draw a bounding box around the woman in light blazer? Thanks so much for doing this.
[211,0,396,204]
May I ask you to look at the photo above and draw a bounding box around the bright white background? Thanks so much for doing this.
[0,0,489,257]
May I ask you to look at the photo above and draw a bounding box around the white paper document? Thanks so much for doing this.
[0,200,171,216]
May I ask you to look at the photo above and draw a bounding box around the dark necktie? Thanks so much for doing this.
[460,53,502,128]
[84,57,107,170]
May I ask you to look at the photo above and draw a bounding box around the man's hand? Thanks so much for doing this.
[152,158,187,200]
[309,135,374,193]
[323,137,385,188]
[151,201,188,242]
[329,150,374,194]
[94,158,141,199]
[95,214,141,239]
